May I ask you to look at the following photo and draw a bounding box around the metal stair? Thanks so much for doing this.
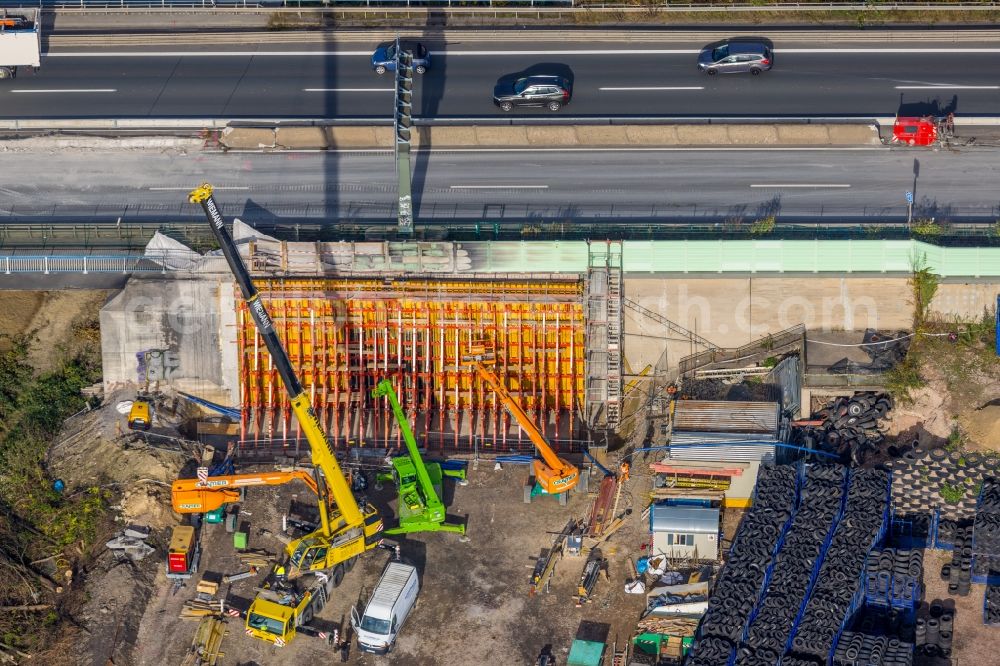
[622,297,717,350]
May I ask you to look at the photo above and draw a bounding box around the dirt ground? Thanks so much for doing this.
[0,290,110,373]
[116,461,652,666]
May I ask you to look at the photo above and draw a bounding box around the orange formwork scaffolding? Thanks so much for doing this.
[235,278,586,454]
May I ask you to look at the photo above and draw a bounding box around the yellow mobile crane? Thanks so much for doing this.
[464,341,579,504]
[189,184,384,645]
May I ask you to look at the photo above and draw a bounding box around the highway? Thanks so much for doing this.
[3,39,1000,118]
[2,147,997,225]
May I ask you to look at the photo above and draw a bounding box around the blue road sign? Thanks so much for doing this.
[905,191,914,204]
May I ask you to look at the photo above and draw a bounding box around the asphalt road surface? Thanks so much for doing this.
[3,39,999,119]
[2,146,997,225]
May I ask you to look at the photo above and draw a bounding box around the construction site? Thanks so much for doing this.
[0,187,996,666]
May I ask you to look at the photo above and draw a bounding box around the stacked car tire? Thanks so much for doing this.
[984,584,1000,625]
[687,465,798,666]
[787,469,891,663]
[973,478,1000,584]
[736,465,846,666]
[864,548,923,609]
[915,600,955,657]
[832,631,913,666]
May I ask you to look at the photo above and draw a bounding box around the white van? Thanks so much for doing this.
[351,560,420,654]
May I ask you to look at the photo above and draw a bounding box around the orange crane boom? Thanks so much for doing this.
[172,470,319,514]
[464,342,578,495]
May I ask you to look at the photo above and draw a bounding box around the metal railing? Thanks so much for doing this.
[678,323,805,377]
[3,1,1000,9]
[0,253,170,273]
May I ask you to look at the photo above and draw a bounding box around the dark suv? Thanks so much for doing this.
[697,39,773,76]
[493,75,572,112]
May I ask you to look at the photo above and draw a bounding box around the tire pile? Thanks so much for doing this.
[973,478,1000,583]
[688,465,798,666]
[788,469,890,663]
[984,584,1000,625]
[798,392,893,466]
[915,601,955,658]
[737,465,846,666]
[938,524,974,597]
[832,632,914,666]
[864,548,923,609]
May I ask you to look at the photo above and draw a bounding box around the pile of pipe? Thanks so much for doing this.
[864,548,923,609]
[737,465,846,666]
[828,328,911,375]
[787,469,890,663]
[832,632,914,666]
[798,392,893,466]
[915,600,954,658]
[687,465,798,666]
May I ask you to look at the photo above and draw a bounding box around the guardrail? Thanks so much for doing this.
[0,253,169,274]
[0,117,892,131]
[5,1,1000,10]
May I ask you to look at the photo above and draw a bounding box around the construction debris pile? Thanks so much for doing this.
[105,525,155,561]
[687,465,798,665]
[738,464,846,665]
[827,328,911,375]
[798,392,893,465]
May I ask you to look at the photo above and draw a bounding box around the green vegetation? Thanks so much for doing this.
[0,332,106,651]
[946,427,962,452]
[940,482,966,505]
[911,218,945,238]
[886,255,939,403]
[750,215,776,236]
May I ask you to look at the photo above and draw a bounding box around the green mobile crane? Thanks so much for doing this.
[372,379,467,537]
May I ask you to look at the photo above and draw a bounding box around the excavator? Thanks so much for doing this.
[372,379,467,537]
[189,184,384,646]
[463,340,579,504]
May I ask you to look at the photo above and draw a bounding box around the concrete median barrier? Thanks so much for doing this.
[221,122,882,151]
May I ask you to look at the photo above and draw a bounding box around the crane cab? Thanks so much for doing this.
[127,400,152,431]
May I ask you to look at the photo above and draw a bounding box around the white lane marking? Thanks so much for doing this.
[450,185,549,189]
[894,85,999,89]
[149,186,249,191]
[10,88,117,93]
[750,183,851,188]
[600,86,704,91]
[45,47,1000,58]
[304,88,392,92]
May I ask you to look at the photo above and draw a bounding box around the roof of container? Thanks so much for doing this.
[650,504,720,534]
[673,400,779,435]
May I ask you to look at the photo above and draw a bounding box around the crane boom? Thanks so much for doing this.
[171,470,320,514]
[190,183,362,531]
[465,343,579,495]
